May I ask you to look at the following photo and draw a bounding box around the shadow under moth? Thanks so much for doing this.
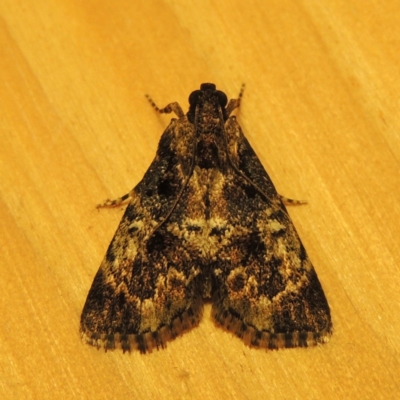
[80,83,332,353]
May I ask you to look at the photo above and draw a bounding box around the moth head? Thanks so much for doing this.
[187,83,228,122]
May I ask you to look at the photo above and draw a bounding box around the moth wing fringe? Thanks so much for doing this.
[80,297,203,353]
[212,307,332,350]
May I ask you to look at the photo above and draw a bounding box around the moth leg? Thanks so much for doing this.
[226,84,245,116]
[97,191,134,208]
[145,94,185,118]
[279,195,307,206]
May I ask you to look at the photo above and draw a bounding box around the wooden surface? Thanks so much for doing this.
[1,1,399,399]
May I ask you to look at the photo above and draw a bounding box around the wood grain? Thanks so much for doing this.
[1,1,399,399]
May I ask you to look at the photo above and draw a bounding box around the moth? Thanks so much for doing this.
[80,83,332,353]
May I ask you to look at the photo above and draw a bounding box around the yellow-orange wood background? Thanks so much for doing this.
[1,1,399,399]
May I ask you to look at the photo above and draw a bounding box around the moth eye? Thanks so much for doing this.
[216,91,228,107]
[188,90,201,106]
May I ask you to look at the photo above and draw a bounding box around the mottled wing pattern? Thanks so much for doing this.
[80,118,203,353]
[81,83,332,353]
[211,117,332,348]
